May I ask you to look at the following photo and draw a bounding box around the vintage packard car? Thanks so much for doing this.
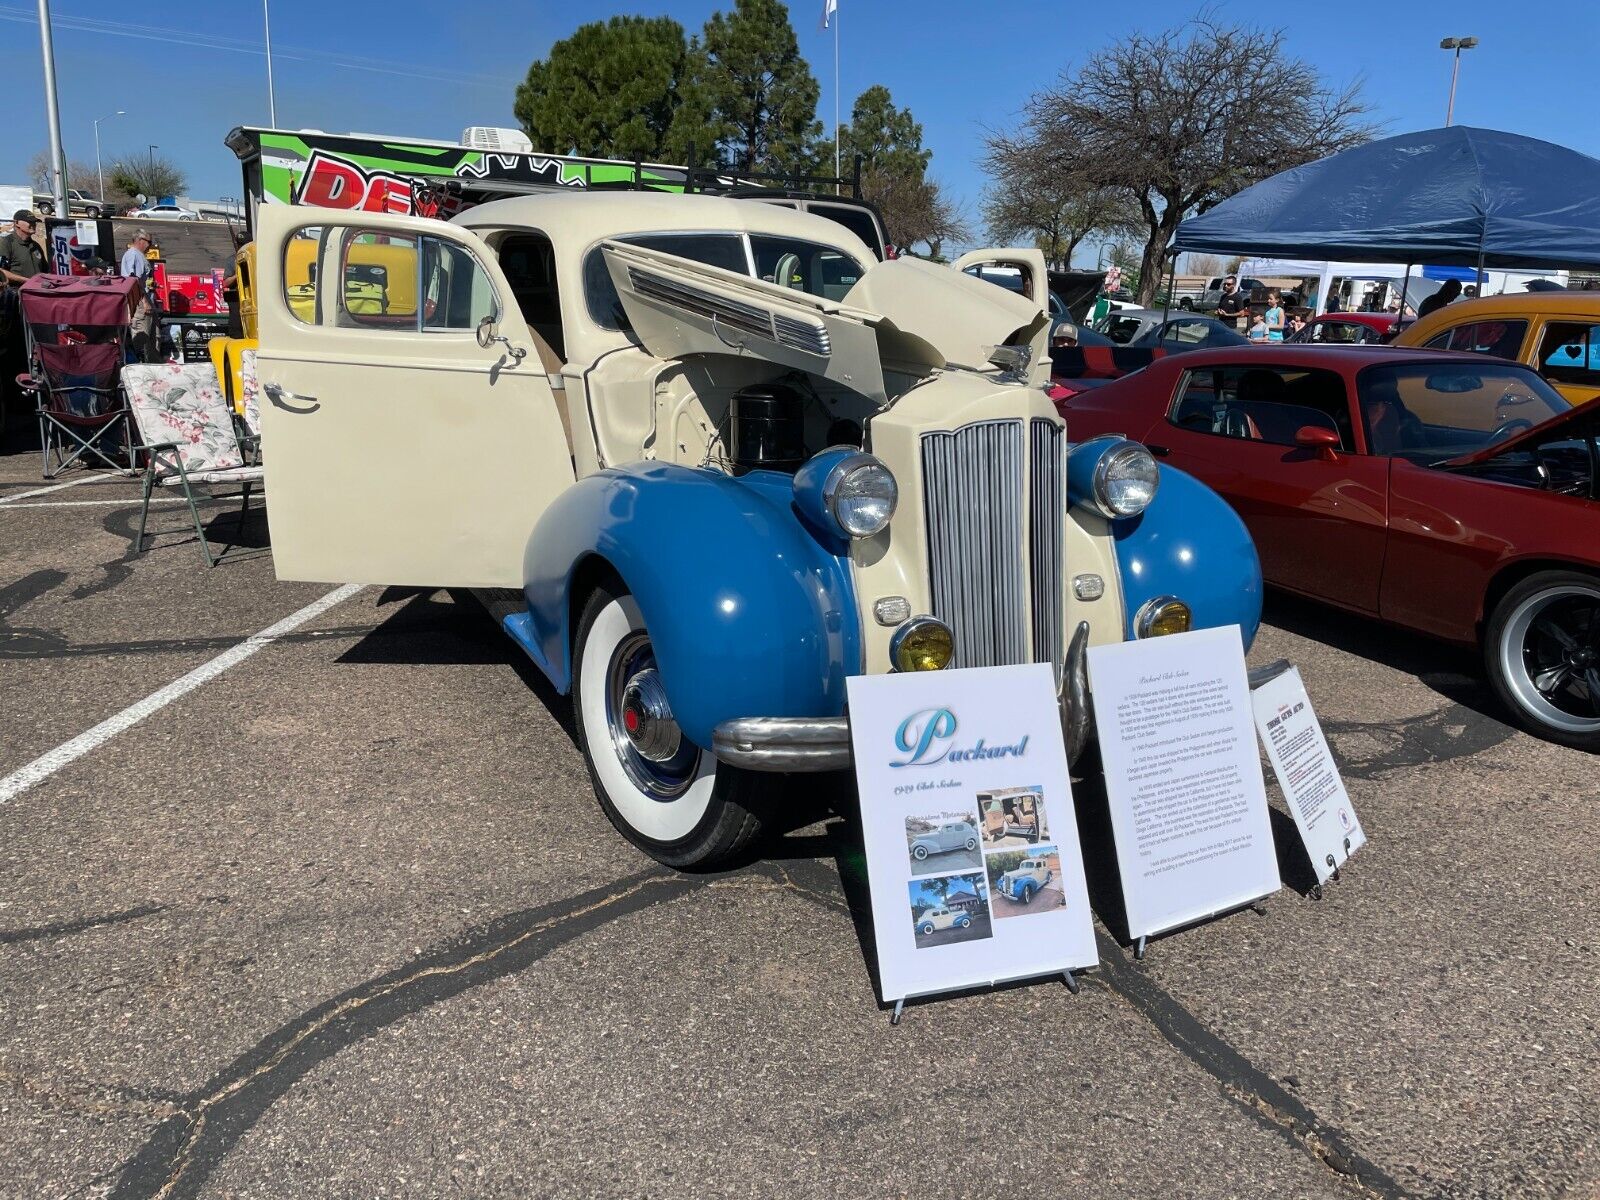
[995,858,1054,904]
[252,192,1262,868]
[915,906,972,936]
[909,820,980,861]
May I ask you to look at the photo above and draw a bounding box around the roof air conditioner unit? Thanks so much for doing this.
[462,127,534,154]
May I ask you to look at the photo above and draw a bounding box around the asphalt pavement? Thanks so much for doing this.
[2,444,1598,1199]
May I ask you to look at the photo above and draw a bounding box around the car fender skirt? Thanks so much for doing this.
[520,463,861,751]
[1111,465,1264,648]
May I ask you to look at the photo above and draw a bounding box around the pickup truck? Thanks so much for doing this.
[34,188,105,218]
[247,190,1264,869]
[995,858,1054,903]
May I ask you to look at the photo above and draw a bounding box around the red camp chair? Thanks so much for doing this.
[16,274,141,478]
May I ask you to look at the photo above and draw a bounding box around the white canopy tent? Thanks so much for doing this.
[1239,257,1570,315]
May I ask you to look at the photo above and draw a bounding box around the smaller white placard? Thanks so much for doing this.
[847,663,1098,1004]
[1251,666,1365,884]
[74,219,98,247]
[1088,625,1280,940]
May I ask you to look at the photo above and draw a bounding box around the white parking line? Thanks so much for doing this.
[0,583,364,806]
[0,475,114,505]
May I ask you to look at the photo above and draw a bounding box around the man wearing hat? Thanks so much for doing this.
[0,211,46,433]
[120,229,158,361]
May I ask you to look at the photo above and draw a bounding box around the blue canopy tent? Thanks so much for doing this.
[1172,126,1600,272]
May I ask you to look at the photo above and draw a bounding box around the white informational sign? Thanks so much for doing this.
[74,219,98,247]
[846,663,1098,1004]
[1087,625,1280,940]
[1251,667,1365,885]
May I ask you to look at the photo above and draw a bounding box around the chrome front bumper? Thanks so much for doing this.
[710,635,1294,775]
[712,622,1100,773]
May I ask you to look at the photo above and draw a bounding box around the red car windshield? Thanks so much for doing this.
[1357,361,1570,460]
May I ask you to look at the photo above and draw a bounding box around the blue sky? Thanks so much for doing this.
[0,0,1587,260]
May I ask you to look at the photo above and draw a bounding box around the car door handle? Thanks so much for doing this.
[263,382,320,412]
[1147,443,1171,457]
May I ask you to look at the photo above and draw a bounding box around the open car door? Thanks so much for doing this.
[255,204,574,587]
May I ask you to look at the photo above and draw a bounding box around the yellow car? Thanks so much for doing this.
[1394,292,1600,407]
[211,233,420,409]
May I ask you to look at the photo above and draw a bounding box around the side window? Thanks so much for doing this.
[1170,365,1354,450]
[282,230,325,325]
[751,235,866,301]
[497,231,563,359]
[1538,321,1600,386]
[583,233,747,331]
[1429,319,1528,360]
[420,237,497,332]
[338,230,418,330]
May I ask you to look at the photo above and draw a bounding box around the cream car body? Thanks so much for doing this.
[252,191,1262,868]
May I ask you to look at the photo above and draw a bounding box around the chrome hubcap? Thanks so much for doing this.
[605,632,700,800]
[1501,586,1600,734]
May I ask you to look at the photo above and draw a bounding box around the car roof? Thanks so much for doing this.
[453,190,877,262]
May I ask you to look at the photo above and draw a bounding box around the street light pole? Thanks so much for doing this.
[1440,36,1478,126]
[94,110,125,203]
[36,0,69,218]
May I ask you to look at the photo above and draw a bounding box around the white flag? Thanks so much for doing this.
[822,0,837,30]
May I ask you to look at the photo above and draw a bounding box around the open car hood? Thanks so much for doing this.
[600,244,1049,405]
[1444,396,1598,467]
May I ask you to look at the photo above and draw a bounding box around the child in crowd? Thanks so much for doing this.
[1264,290,1285,342]
[1247,313,1269,343]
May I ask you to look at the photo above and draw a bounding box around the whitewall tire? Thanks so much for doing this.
[573,586,766,868]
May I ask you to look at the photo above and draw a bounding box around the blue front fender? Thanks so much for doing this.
[512,463,861,751]
[1110,465,1263,648]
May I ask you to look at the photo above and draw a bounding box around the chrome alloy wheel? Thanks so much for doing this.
[1499,584,1600,736]
[604,631,702,800]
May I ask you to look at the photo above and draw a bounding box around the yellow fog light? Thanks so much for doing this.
[1135,596,1192,639]
[890,616,954,671]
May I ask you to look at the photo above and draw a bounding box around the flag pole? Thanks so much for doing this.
[833,4,840,195]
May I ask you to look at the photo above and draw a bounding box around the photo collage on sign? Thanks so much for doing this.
[977,786,1068,921]
[904,805,992,949]
[904,784,1067,948]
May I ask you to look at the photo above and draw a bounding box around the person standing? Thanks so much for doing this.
[1416,279,1462,320]
[120,230,158,362]
[0,210,46,434]
[1263,290,1285,342]
[1215,275,1247,329]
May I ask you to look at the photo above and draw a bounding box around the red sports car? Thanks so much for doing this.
[1059,345,1600,749]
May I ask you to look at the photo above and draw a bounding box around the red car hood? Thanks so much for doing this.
[1445,397,1600,467]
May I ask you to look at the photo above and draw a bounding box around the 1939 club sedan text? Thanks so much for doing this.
[253,192,1262,867]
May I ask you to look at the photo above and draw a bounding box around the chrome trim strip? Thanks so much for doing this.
[1030,418,1065,681]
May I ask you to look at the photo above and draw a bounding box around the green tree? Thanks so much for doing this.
[514,16,700,161]
[690,0,822,174]
[108,153,187,204]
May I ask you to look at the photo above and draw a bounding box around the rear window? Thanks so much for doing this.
[804,202,882,258]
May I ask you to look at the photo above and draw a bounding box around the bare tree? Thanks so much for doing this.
[864,169,968,258]
[981,123,1137,269]
[1012,17,1376,304]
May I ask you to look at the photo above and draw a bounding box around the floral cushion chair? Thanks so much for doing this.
[124,362,265,567]
[237,349,263,448]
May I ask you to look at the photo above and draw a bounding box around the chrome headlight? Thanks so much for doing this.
[822,453,898,537]
[1134,595,1192,638]
[1092,440,1160,518]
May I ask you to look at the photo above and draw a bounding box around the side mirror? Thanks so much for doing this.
[476,313,526,363]
[1294,425,1341,460]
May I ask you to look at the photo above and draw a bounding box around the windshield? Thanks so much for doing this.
[584,232,866,331]
[1357,361,1571,461]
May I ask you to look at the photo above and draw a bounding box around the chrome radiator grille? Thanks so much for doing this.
[920,418,1065,671]
[1029,419,1065,675]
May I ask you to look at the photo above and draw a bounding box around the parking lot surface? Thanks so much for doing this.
[2,448,1598,1199]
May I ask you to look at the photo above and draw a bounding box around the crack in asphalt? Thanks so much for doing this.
[107,869,704,1200]
[0,903,169,946]
[1090,930,1413,1199]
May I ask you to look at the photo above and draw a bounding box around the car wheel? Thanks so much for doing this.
[964,837,977,851]
[918,922,933,936]
[912,844,929,860]
[1178,298,1192,310]
[956,916,970,929]
[574,585,766,869]
[1021,884,1035,904]
[1485,571,1600,751]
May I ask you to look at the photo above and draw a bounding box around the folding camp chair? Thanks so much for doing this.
[16,274,142,478]
[123,362,264,567]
